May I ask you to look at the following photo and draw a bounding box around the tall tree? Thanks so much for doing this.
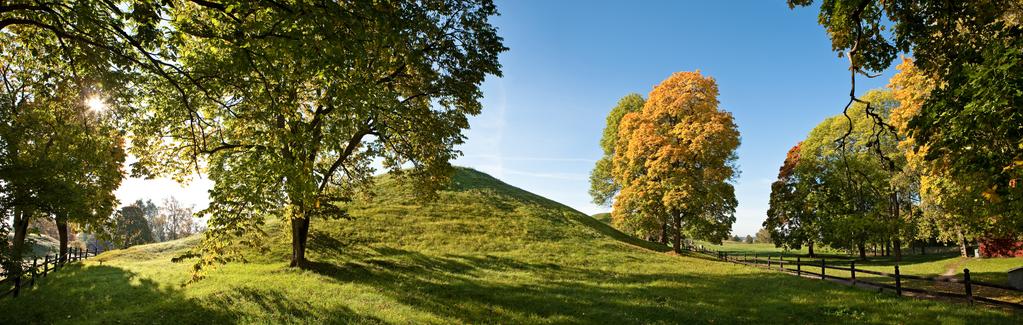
[792,90,907,260]
[1,29,126,268]
[613,71,740,253]
[790,0,1023,232]
[889,58,983,257]
[122,1,506,272]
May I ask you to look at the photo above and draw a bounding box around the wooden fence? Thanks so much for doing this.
[687,245,1023,309]
[0,247,98,299]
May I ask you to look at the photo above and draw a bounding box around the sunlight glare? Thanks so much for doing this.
[85,96,108,113]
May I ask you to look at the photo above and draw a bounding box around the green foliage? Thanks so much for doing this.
[1,168,1020,323]
[754,228,773,244]
[0,28,126,272]
[767,90,918,258]
[791,0,1023,234]
[590,94,644,207]
[112,202,156,248]
[101,1,509,272]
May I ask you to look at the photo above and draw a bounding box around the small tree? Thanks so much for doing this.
[160,198,197,241]
[744,235,754,244]
[113,202,155,248]
[754,228,773,244]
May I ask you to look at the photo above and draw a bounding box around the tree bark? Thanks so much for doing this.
[11,206,33,275]
[858,241,867,260]
[807,241,815,258]
[290,208,310,268]
[56,214,69,264]
[957,230,969,257]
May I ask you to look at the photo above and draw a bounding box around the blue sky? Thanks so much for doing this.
[452,0,898,236]
[116,1,899,237]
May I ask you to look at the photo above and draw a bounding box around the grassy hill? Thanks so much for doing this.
[1,168,1020,324]
[591,212,611,224]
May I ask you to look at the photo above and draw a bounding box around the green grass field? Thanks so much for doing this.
[2,168,1020,324]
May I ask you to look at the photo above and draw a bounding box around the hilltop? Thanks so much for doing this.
[0,168,1018,324]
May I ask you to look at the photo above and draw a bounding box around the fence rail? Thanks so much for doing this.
[688,245,1023,309]
[0,247,98,299]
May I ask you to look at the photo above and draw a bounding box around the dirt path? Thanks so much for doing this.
[938,257,967,279]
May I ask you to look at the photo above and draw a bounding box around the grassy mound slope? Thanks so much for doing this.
[1,168,1019,324]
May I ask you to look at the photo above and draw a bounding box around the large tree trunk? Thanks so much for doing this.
[807,241,815,258]
[56,215,69,264]
[858,241,867,260]
[671,214,682,254]
[11,207,33,275]
[957,230,969,257]
[290,213,310,268]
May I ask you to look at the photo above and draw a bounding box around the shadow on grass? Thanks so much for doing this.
[306,246,1020,324]
[0,264,233,324]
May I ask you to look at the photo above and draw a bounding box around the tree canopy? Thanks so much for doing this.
[105,1,507,272]
[611,71,740,253]
[790,0,1023,235]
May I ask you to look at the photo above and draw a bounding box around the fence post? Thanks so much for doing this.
[895,265,902,296]
[43,255,50,276]
[779,256,784,270]
[821,258,826,280]
[797,257,801,276]
[30,258,37,287]
[767,256,772,269]
[964,268,973,305]
[851,261,856,285]
[13,274,20,298]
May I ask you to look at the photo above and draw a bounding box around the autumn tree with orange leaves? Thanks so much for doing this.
[611,71,740,253]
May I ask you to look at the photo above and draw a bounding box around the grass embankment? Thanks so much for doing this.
[1,168,1020,324]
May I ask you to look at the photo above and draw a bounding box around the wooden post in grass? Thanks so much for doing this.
[797,257,801,276]
[821,258,826,280]
[964,268,974,305]
[767,256,771,269]
[30,258,37,287]
[850,261,856,285]
[13,274,20,298]
[895,265,902,296]
[43,255,49,276]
